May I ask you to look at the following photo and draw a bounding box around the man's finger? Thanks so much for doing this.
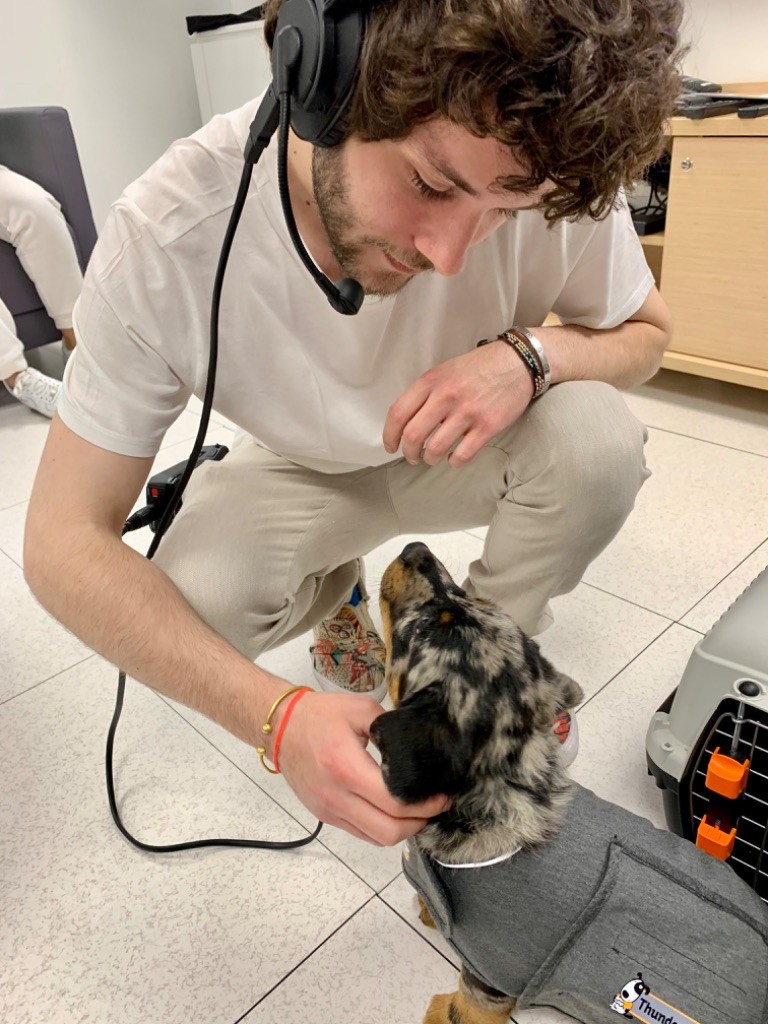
[383,380,430,454]
[351,747,450,820]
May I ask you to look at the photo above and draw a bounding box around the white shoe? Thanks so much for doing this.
[5,367,61,418]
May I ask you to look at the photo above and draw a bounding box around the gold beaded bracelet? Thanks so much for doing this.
[256,685,307,775]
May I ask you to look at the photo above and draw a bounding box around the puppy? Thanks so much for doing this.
[370,543,768,1024]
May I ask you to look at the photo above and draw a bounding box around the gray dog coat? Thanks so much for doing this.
[403,784,768,1024]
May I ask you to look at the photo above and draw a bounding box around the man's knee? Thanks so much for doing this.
[506,380,649,527]
[152,528,282,658]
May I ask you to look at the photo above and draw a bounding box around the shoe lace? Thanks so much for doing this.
[23,371,59,404]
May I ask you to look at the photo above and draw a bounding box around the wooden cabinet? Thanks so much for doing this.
[640,88,768,391]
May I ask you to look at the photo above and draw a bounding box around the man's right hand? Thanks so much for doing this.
[275,691,448,845]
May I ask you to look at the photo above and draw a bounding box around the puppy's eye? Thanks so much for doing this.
[418,613,432,625]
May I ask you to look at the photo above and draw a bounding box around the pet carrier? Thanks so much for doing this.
[646,565,768,904]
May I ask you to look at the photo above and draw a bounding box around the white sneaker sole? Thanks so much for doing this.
[312,666,387,704]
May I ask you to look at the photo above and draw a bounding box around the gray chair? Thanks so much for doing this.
[0,107,97,351]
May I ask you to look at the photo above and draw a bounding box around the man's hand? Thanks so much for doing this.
[382,343,533,468]
[276,691,449,845]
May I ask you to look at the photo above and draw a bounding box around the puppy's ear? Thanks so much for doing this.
[525,638,584,727]
[552,667,584,713]
[370,683,470,803]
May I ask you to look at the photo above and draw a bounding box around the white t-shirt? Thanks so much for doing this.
[59,96,654,473]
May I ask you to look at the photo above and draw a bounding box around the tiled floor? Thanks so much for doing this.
[1,361,767,1024]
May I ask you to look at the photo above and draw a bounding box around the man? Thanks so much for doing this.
[25,0,683,847]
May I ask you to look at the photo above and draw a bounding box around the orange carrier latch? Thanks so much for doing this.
[695,747,751,861]
[696,804,737,860]
[705,747,750,799]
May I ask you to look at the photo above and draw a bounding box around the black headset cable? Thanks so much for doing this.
[107,110,322,853]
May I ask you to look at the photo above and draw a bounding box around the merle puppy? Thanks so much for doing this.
[370,542,768,1024]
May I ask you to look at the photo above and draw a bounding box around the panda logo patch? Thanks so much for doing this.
[610,972,701,1023]
[611,973,650,1016]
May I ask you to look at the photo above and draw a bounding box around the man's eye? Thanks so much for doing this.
[411,171,450,201]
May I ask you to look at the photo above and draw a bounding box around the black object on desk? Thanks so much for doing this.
[678,95,757,119]
[738,102,768,119]
[681,75,723,94]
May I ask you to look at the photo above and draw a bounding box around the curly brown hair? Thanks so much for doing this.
[263,0,685,221]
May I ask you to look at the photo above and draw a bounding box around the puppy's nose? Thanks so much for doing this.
[400,541,431,570]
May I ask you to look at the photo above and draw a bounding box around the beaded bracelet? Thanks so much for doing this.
[503,327,551,396]
[477,333,545,399]
[256,685,311,774]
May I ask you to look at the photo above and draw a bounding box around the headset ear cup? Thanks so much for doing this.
[270,0,373,146]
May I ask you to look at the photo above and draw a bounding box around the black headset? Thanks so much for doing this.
[247,0,381,315]
[273,0,376,148]
[109,0,380,856]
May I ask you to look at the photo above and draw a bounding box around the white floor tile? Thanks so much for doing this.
[0,550,91,704]
[681,539,768,635]
[0,656,371,1024]
[0,498,26,568]
[242,897,457,1024]
[583,428,768,620]
[0,401,51,511]
[625,369,768,459]
[569,624,700,827]
[538,583,671,703]
[379,874,460,970]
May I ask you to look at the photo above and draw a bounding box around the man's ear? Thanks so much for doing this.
[369,683,471,804]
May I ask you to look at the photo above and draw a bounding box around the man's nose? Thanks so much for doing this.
[415,215,479,277]
[400,541,432,571]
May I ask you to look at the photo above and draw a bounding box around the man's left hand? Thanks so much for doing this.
[382,342,534,467]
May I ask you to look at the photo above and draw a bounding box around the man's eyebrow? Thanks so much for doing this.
[423,150,513,199]
[424,154,481,198]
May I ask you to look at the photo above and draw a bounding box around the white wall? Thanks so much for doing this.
[0,0,243,229]
[682,0,768,84]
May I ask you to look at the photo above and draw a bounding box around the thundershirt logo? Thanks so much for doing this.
[611,974,700,1024]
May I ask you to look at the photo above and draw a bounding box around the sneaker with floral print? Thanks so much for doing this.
[311,584,387,702]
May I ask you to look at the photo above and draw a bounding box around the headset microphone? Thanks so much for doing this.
[243,0,373,315]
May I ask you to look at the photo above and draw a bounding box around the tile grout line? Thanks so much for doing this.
[230,894,379,1023]
[375,889,460,973]
[675,536,768,624]
[0,651,97,708]
[640,423,768,461]
[577,621,680,715]
[154,691,396,896]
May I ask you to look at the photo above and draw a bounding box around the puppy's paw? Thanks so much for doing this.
[418,895,437,929]
[423,992,456,1024]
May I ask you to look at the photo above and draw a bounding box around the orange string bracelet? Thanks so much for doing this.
[272,687,312,774]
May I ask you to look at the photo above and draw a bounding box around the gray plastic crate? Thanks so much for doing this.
[646,565,768,901]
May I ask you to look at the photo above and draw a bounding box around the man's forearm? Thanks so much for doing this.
[535,317,670,391]
[25,524,288,754]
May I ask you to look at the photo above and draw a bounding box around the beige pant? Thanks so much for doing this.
[153,381,649,656]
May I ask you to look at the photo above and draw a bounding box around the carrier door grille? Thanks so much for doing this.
[685,697,768,904]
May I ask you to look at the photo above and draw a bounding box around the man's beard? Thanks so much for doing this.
[311,144,432,298]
